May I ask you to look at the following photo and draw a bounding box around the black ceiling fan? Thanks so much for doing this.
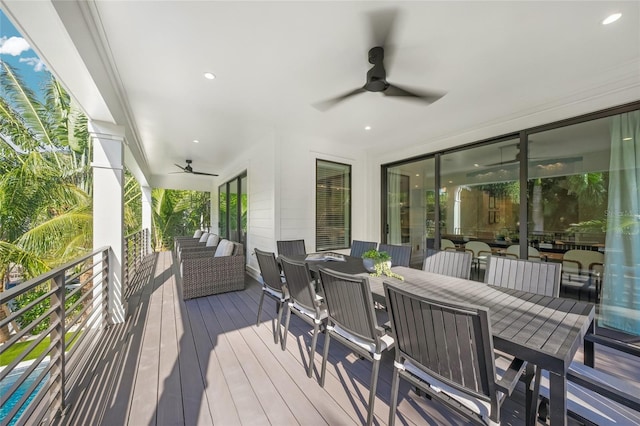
[173,160,218,176]
[313,8,446,111]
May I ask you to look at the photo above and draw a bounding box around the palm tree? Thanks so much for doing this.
[0,63,94,341]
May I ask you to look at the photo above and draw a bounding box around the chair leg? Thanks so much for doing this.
[281,306,292,351]
[320,330,331,387]
[307,322,320,378]
[274,299,284,344]
[388,365,401,426]
[527,366,542,425]
[367,357,381,426]
[256,290,265,327]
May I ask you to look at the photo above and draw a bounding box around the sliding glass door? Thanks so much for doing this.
[218,172,248,252]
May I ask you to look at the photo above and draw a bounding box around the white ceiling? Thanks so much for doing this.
[3,1,640,189]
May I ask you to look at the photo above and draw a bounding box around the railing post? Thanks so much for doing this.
[102,249,110,325]
[124,240,129,291]
[50,273,66,415]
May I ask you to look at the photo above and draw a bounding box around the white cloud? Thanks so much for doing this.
[0,36,31,56]
[19,57,47,72]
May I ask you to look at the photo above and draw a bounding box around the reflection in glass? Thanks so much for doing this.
[440,140,520,252]
[386,158,435,265]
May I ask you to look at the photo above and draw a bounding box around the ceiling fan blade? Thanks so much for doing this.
[313,87,366,111]
[384,83,446,103]
[367,8,400,72]
[192,171,219,177]
[484,159,519,167]
[174,163,187,171]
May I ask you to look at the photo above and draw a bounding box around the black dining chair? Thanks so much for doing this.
[423,248,473,279]
[317,267,394,426]
[279,256,327,378]
[277,239,307,257]
[254,248,289,344]
[377,243,411,267]
[385,282,526,426]
[349,240,378,259]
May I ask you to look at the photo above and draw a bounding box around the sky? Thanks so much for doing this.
[0,9,51,98]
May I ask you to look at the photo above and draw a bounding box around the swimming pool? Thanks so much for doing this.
[0,362,48,425]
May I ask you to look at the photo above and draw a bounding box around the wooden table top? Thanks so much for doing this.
[366,266,595,375]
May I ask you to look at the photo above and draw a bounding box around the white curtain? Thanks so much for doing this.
[388,171,402,244]
[601,111,640,335]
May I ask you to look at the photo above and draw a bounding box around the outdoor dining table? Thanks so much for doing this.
[365,266,595,426]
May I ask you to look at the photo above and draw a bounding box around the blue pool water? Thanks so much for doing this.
[0,362,48,425]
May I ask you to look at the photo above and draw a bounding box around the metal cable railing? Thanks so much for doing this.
[124,228,150,292]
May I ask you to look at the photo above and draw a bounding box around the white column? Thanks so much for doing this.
[90,121,125,323]
[141,185,152,252]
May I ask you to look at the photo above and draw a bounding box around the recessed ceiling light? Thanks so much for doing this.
[602,13,621,25]
[193,139,199,144]
[203,72,216,80]
[415,185,418,188]
[364,126,371,131]
[448,180,453,184]
[474,163,479,167]
[623,137,632,141]
[415,174,420,177]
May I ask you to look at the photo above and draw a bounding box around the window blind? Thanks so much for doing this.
[316,160,351,251]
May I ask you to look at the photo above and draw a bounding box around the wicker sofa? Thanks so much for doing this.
[179,240,245,300]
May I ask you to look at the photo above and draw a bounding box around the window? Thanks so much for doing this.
[316,160,351,251]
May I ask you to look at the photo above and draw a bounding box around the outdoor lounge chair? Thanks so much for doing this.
[180,239,245,299]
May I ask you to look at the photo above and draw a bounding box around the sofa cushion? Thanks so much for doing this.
[198,232,210,243]
[193,230,203,238]
[215,239,234,257]
[206,234,220,247]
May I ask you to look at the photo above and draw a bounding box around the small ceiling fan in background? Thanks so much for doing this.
[485,145,523,167]
[313,8,446,111]
[172,160,218,176]
[484,143,583,167]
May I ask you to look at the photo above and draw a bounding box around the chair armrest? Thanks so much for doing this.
[562,258,582,274]
[494,357,526,396]
[568,362,640,411]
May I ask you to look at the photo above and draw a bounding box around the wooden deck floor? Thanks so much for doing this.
[56,251,640,425]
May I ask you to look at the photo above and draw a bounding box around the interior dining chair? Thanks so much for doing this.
[279,256,327,378]
[277,239,307,257]
[440,238,457,251]
[255,248,289,344]
[423,248,473,279]
[384,282,526,426]
[485,256,561,297]
[561,249,604,302]
[505,245,542,262]
[377,243,411,267]
[464,241,492,279]
[317,268,394,426]
[349,240,378,258]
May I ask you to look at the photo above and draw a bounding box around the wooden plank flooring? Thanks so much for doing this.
[56,251,640,426]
